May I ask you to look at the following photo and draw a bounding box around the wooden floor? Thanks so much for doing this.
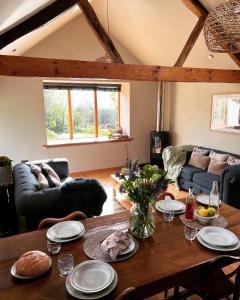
[71,168,202,300]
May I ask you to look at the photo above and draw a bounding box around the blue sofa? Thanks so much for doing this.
[178,147,240,209]
[14,158,107,230]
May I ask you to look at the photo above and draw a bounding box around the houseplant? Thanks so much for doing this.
[0,156,13,186]
[120,164,172,239]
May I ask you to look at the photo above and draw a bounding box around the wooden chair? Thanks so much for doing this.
[157,191,175,201]
[174,255,240,300]
[114,287,137,300]
[37,211,87,230]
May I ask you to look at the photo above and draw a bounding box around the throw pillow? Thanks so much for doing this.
[30,164,49,190]
[209,151,229,162]
[192,147,209,157]
[38,173,50,190]
[227,155,240,166]
[41,163,61,188]
[207,160,227,176]
[188,155,210,170]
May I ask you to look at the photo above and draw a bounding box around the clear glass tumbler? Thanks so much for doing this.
[184,225,197,241]
[163,210,174,223]
[58,254,74,276]
[47,240,61,255]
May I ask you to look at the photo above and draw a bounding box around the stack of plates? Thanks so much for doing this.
[155,199,186,214]
[47,221,85,242]
[196,194,219,207]
[197,226,240,251]
[66,260,118,299]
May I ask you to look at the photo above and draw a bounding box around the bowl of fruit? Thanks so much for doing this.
[195,206,216,225]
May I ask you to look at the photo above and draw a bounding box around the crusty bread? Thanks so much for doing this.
[15,250,51,277]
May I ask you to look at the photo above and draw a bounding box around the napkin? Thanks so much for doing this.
[101,229,130,260]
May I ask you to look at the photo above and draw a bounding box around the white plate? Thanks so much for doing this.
[47,227,85,243]
[197,234,240,252]
[101,237,135,256]
[48,221,84,239]
[156,200,186,212]
[11,258,52,279]
[66,270,118,299]
[196,194,218,207]
[70,260,115,293]
[199,227,239,247]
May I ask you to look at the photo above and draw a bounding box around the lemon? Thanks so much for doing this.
[198,208,208,217]
[208,207,216,217]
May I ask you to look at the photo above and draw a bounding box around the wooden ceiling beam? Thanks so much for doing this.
[181,0,208,18]
[76,0,123,64]
[174,16,206,67]
[181,0,240,68]
[0,0,77,50]
[0,55,239,83]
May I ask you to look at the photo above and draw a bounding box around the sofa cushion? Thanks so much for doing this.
[208,160,227,176]
[41,163,61,187]
[192,147,210,156]
[227,155,240,166]
[30,164,49,190]
[192,172,220,190]
[210,151,229,162]
[189,155,210,170]
[180,166,203,181]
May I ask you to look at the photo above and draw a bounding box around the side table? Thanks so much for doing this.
[110,174,132,210]
[0,176,18,237]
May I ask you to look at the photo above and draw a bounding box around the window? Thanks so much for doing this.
[43,82,121,143]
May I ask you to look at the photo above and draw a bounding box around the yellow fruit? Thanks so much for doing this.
[198,208,208,217]
[208,207,216,217]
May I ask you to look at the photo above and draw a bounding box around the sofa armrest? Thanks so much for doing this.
[220,165,240,208]
[15,188,63,217]
[221,165,240,184]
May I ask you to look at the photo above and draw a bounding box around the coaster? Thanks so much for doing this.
[179,214,228,230]
[83,230,139,263]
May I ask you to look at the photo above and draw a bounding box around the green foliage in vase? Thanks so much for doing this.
[120,164,173,205]
[0,156,12,167]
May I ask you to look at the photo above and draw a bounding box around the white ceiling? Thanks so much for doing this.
[0,0,238,70]
[0,0,56,34]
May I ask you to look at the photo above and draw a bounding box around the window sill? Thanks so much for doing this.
[43,137,133,148]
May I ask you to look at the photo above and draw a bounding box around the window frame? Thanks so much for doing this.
[43,82,121,142]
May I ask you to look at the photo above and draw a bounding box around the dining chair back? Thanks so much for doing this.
[114,287,137,300]
[175,255,240,300]
[37,210,87,230]
[157,191,175,201]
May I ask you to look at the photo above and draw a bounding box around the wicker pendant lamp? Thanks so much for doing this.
[203,0,240,53]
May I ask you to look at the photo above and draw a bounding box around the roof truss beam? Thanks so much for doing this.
[76,0,123,63]
[0,54,239,83]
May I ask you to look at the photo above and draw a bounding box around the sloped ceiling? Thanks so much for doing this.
[0,0,239,69]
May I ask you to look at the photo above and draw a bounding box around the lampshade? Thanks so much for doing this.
[203,0,240,53]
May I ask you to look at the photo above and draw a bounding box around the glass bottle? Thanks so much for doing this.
[209,181,220,216]
[185,188,195,221]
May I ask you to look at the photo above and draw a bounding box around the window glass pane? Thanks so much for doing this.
[71,90,95,138]
[43,89,69,141]
[97,91,119,137]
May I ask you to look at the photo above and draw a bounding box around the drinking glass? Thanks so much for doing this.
[47,240,61,255]
[184,225,197,241]
[58,254,74,276]
[163,210,174,223]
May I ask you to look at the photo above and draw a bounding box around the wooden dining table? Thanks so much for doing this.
[0,202,240,300]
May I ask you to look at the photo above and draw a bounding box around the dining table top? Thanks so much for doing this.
[0,201,240,300]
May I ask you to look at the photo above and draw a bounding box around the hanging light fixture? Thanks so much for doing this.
[95,0,113,63]
[203,0,240,53]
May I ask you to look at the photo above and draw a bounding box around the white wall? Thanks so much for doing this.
[0,14,157,172]
[170,82,240,155]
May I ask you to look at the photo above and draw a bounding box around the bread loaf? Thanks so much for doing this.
[15,250,51,277]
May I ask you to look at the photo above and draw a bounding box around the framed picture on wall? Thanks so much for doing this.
[211,93,240,134]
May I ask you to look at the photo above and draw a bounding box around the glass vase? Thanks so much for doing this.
[129,202,155,239]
